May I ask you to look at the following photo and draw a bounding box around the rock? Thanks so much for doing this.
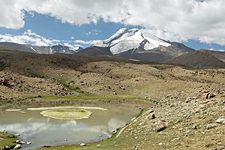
[112,130,117,133]
[205,143,213,148]
[16,140,25,144]
[156,120,168,132]
[132,145,138,150]
[207,93,216,99]
[26,142,31,145]
[199,91,216,100]
[186,97,197,103]
[147,112,156,119]
[192,124,198,130]
[158,142,164,146]
[80,143,86,146]
[131,117,136,121]
[216,118,225,124]
[14,144,21,149]
[206,123,218,129]
[217,145,225,150]
[170,104,175,108]
[202,90,210,93]
[4,146,10,150]
[200,93,209,99]
[43,145,51,148]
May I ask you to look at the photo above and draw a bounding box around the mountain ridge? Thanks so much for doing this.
[0,28,225,68]
[0,42,81,54]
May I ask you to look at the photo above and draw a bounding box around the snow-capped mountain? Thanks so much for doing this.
[31,45,82,54]
[0,28,194,63]
[87,28,195,63]
[94,28,171,55]
[0,42,82,54]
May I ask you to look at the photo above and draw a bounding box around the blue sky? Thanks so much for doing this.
[0,13,142,47]
[0,13,126,40]
[0,0,225,51]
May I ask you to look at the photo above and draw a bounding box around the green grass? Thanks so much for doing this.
[32,94,142,101]
[26,70,45,78]
[60,80,91,95]
[39,135,125,150]
[0,62,8,71]
[0,132,17,150]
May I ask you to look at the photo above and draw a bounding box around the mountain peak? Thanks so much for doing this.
[94,28,171,54]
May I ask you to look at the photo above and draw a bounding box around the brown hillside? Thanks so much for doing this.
[168,51,225,68]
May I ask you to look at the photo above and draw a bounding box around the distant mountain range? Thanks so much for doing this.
[1,28,225,68]
[0,42,83,54]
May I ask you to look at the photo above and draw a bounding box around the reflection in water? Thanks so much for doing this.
[0,121,79,138]
[0,122,49,137]
[0,120,111,149]
[0,105,140,150]
[108,118,126,132]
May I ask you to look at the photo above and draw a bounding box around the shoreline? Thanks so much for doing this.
[0,96,151,150]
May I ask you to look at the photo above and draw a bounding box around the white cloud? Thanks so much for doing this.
[0,29,83,49]
[1,0,225,45]
[74,40,98,45]
[209,48,225,52]
[0,29,56,46]
[0,0,25,29]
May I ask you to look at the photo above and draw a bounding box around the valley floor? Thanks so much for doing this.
[0,52,225,150]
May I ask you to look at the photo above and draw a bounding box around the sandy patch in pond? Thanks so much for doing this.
[5,109,26,113]
[27,106,107,111]
[40,109,92,120]
[6,109,22,112]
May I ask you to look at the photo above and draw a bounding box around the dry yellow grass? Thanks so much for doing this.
[40,109,92,120]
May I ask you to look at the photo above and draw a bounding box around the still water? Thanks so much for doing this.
[0,104,140,149]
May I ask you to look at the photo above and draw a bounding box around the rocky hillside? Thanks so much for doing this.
[0,49,225,150]
[168,51,225,68]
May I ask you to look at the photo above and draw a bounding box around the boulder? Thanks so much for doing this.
[199,91,216,100]
[216,118,225,124]
[155,120,168,132]
[147,113,156,120]
[14,144,21,149]
[206,93,216,99]
[206,123,218,129]
[80,143,86,146]
[43,145,51,148]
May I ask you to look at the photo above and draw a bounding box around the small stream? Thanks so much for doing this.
[0,104,141,149]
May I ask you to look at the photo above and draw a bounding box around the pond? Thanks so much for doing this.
[0,104,141,149]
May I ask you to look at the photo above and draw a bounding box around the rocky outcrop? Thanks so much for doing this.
[155,120,168,132]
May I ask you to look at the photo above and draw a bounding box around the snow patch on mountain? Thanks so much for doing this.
[95,28,171,55]
[30,46,39,53]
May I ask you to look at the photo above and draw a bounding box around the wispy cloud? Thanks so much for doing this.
[0,29,83,49]
[0,29,56,46]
